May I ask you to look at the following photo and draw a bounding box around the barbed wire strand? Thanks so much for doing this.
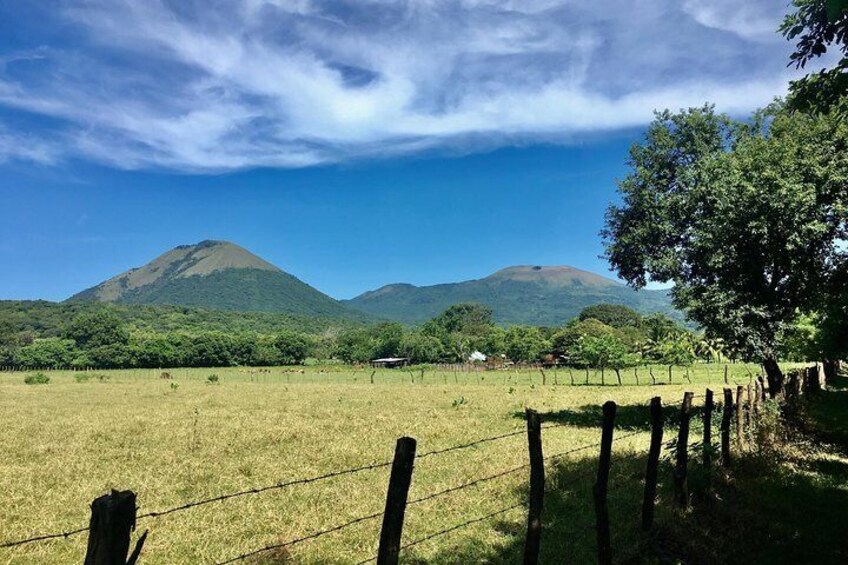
[212,509,384,565]
[0,526,90,549]
[354,502,527,565]
[137,459,393,521]
[416,429,526,459]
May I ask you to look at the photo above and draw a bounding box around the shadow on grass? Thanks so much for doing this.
[400,450,650,565]
[513,402,697,432]
[253,394,848,565]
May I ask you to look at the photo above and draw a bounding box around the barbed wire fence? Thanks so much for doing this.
[1,365,818,565]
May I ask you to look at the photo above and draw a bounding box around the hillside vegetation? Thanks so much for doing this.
[70,240,360,318]
[345,265,676,326]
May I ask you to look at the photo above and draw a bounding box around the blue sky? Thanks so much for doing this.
[0,1,804,300]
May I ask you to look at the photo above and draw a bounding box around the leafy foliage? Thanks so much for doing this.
[345,268,678,326]
[603,104,848,376]
[781,0,848,113]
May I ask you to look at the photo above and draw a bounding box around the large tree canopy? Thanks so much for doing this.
[603,103,848,393]
[781,0,848,113]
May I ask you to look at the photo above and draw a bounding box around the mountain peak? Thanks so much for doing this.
[346,264,672,326]
[485,265,619,287]
[67,241,361,318]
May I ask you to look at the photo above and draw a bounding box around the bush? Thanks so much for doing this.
[24,372,50,385]
[207,374,219,384]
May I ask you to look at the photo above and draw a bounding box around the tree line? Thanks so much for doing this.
[0,301,754,370]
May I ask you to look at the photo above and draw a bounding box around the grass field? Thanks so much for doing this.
[0,363,824,564]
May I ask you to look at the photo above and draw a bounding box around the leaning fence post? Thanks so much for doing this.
[673,392,693,510]
[377,437,417,565]
[703,389,714,474]
[735,385,744,450]
[523,409,544,565]
[641,397,663,531]
[84,490,147,565]
[721,388,733,466]
[594,401,616,565]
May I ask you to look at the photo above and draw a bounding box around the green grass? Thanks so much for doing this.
[0,363,825,564]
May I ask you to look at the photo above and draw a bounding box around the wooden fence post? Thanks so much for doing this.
[735,386,744,450]
[757,376,766,401]
[673,392,693,509]
[377,437,417,565]
[84,490,147,565]
[721,388,733,466]
[594,401,616,565]
[523,409,544,565]
[703,389,714,474]
[668,365,672,384]
[746,383,754,436]
[641,397,663,531]
[724,365,728,385]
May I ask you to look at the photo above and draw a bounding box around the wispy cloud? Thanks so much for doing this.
[0,0,796,171]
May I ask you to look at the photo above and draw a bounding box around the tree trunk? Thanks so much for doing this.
[762,357,783,398]
[823,360,841,385]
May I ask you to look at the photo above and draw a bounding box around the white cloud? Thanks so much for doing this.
[682,0,786,40]
[0,0,797,171]
[0,125,60,165]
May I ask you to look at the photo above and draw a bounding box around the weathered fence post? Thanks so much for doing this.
[746,383,753,436]
[721,388,733,466]
[668,365,673,384]
[757,376,766,401]
[84,490,147,565]
[735,385,744,450]
[703,389,714,474]
[642,397,663,531]
[523,409,544,565]
[673,392,693,509]
[724,365,729,385]
[594,401,616,565]
[377,437,417,565]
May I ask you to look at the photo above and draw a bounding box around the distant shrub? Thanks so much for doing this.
[24,372,50,385]
[207,374,219,384]
[170,382,179,392]
[75,373,110,383]
[451,396,468,408]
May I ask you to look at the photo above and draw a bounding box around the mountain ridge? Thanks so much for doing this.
[68,240,364,319]
[345,264,676,326]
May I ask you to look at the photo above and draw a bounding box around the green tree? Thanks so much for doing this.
[603,104,848,395]
[578,304,641,329]
[781,0,848,113]
[422,303,493,337]
[568,334,636,385]
[399,331,444,364]
[551,319,621,360]
[14,338,76,368]
[64,311,129,349]
[504,326,548,363]
[275,330,311,365]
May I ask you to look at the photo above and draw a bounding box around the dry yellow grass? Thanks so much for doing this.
[0,363,777,564]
